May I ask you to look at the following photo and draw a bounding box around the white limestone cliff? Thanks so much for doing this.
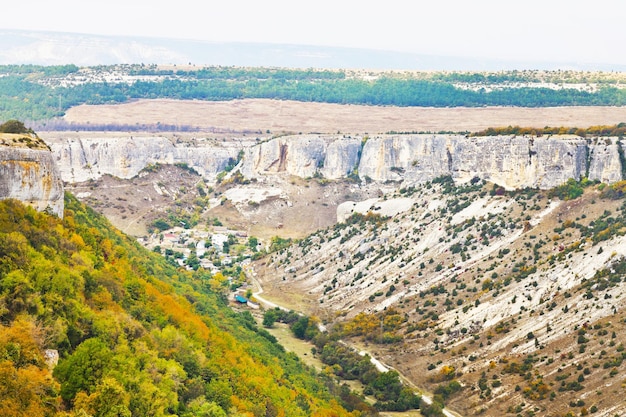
[46,133,625,190]
[46,135,240,183]
[240,135,361,180]
[0,134,64,217]
[359,135,597,189]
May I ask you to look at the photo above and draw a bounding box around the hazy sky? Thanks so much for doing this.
[4,0,626,65]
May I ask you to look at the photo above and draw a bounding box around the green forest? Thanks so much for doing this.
[0,195,370,417]
[2,65,626,122]
[262,308,424,413]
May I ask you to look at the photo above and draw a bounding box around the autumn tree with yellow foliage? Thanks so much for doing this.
[0,196,366,417]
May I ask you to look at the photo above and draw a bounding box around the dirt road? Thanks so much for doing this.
[247,263,462,417]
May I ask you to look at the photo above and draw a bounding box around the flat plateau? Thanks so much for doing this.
[63,98,626,134]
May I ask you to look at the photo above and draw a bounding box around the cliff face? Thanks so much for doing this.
[240,135,361,179]
[46,135,241,183]
[359,135,596,189]
[0,134,64,217]
[46,133,624,190]
[243,134,623,189]
[587,142,623,184]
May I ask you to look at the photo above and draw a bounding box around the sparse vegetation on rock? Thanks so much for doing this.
[254,175,626,416]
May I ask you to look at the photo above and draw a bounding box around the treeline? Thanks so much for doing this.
[0,196,362,417]
[130,65,346,81]
[0,64,79,76]
[29,119,205,133]
[263,308,422,412]
[130,66,626,85]
[428,69,626,84]
[71,77,622,107]
[29,119,264,134]
[2,65,626,121]
[472,122,626,137]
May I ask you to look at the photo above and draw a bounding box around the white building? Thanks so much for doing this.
[211,233,229,252]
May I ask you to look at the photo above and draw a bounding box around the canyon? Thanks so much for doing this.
[3,126,626,416]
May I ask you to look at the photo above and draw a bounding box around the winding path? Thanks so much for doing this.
[247,264,462,417]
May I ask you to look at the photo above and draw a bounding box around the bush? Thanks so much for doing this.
[152,218,171,232]
[0,119,33,134]
[548,178,590,201]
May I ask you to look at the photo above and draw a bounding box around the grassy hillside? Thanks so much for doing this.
[0,194,364,417]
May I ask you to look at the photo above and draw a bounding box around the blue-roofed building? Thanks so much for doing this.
[234,294,249,304]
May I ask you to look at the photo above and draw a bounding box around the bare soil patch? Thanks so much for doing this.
[66,164,206,237]
[64,99,626,135]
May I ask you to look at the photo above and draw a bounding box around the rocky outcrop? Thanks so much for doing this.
[0,134,64,217]
[359,134,621,188]
[240,135,361,179]
[46,133,624,190]
[358,135,450,183]
[243,134,623,189]
[587,141,623,184]
[46,135,241,183]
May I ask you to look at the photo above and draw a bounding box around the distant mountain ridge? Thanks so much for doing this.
[2,29,625,71]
